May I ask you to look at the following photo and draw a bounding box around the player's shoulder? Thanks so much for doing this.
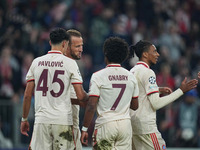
[139,67,155,80]
[33,53,76,64]
[120,66,130,72]
[146,68,155,76]
[131,66,156,84]
[93,67,106,75]
[91,67,112,82]
[32,55,45,64]
[121,67,135,76]
[62,55,76,63]
[34,53,51,60]
[131,63,153,73]
[55,55,78,67]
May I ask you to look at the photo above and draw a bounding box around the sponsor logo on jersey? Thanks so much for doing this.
[149,85,158,89]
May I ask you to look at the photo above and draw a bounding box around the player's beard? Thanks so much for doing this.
[71,52,81,60]
[70,48,81,60]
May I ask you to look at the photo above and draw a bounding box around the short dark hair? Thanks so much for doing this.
[66,29,82,45]
[103,37,129,64]
[50,28,69,45]
[129,40,152,58]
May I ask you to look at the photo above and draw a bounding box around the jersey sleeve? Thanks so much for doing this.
[132,75,139,98]
[143,69,159,95]
[26,59,35,82]
[89,74,100,97]
[70,61,83,84]
[148,88,183,110]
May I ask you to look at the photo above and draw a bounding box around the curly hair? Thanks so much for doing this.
[50,28,69,45]
[103,37,129,64]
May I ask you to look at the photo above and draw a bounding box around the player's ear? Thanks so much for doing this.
[62,40,68,48]
[66,42,70,50]
[49,40,51,46]
[143,51,148,59]
[62,41,65,48]
[65,41,69,48]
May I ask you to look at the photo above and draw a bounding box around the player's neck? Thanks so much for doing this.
[140,58,151,67]
[51,47,62,51]
[106,60,119,65]
[65,50,73,59]
[107,63,119,65]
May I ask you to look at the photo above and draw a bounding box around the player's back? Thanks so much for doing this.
[26,51,82,125]
[91,64,138,126]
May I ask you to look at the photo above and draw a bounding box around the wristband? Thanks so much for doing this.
[82,126,88,132]
[21,117,28,122]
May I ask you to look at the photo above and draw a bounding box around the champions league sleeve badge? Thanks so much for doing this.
[77,69,81,76]
[149,76,156,84]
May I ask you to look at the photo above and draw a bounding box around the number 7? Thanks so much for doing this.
[111,84,126,110]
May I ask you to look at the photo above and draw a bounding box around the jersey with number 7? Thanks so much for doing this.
[26,51,82,125]
[89,64,139,127]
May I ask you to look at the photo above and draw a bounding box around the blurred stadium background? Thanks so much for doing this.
[0,0,200,149]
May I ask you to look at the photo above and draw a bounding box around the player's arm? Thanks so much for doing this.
[159,87,172,95]
[70,60,88,102]
[130,76,139,110]
[81,74,99,146]
[81,96,99,146]
[70,84,88,107]
[71,98,88,107]
[21,80,35,136]
[72,83,88,102]
[149,77,198,110]
[130,97,138,110]
[198,72,200,79]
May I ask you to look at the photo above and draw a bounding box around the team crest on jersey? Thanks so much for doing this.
[149,76,156,84]
[162,144,166,150]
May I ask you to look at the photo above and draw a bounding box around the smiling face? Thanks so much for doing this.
[146,44,159,65]
[67,36,83,60]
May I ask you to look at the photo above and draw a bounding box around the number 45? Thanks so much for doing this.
[36,69,65,97]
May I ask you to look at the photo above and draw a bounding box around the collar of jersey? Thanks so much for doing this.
[136,61,149,68]
[106,64,121,67]
[48,50,63,54]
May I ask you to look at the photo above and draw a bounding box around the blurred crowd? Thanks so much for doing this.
[0,0,200,148]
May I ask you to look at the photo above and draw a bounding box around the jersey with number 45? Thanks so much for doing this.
[89,64,139,127]
[26,51,82,125]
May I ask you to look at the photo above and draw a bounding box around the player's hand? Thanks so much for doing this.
[180,77,198,93]
[159,87,172,95]
[20,121,30,137]
[198,72,200,79]
[81,131,88,146]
